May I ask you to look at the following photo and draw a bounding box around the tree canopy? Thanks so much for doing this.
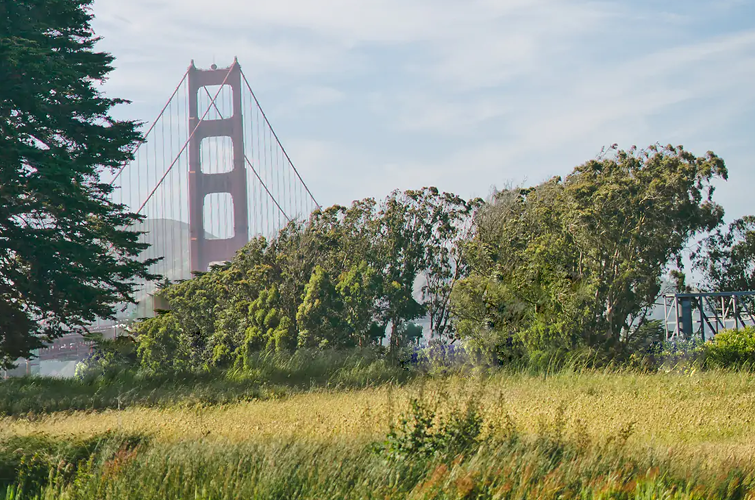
[452,145,727,358]
[694,216,755,293]
[86,142,753,374]
[0,0,156,367]
[134,188,476,372]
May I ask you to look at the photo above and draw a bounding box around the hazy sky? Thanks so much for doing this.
[93,0,755,221]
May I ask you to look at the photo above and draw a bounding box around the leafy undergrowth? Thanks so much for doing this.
[0,349,411,417]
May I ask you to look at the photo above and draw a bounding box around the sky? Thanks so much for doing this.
[92,0,755,221]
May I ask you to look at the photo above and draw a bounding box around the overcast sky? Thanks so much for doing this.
[92,0,754,221]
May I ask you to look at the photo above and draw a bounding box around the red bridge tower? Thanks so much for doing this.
[187,60,249,272]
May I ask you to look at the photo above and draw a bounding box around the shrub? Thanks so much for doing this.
[134,313,193,375]
[705,326,755,369]
[379,397,485,461]
[648,338,707,372]
[74,335,138,381]
[230,347,410,388]
[401,342,474,374]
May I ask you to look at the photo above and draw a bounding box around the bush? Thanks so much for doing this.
[401,342,474,374]
[705,326,755,369]
[134,313,193,375]
[647,338,707,372]
[74,335,138,381]
[230,347,411,388]
[378,397,485,461]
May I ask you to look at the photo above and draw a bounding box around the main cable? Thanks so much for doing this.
[240,70,320,209]
[136,66,235,215]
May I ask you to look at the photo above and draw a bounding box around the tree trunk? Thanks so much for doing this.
[389,320,400,355]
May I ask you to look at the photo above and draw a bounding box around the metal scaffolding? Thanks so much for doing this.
[663,291,755,341]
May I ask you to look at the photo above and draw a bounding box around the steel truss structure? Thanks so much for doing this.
[663,291,755,341]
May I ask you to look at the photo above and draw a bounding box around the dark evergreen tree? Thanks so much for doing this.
[0,0,157,367]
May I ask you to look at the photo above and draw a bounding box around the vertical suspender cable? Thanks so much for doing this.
[136,66,234,215]
[168,95,175,281]
[110,70,189,187]
[240,70,319,209]
[257,105,268,237]
[160,97,167,281]
[152,109,160,277]
[181,77,188,279]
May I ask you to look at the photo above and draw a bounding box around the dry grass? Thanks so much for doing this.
[3,369,755,465]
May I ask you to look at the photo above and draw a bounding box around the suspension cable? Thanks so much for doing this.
[110,70,189,186]
[136,66,235,214]
[239,70,320,208]
[244,156,290,222]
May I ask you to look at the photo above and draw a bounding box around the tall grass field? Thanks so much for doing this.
[3,364,755,499]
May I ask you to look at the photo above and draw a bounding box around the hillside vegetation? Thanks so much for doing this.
[88,145,754,380]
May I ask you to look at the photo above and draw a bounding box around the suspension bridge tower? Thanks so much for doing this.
[109,57,320,300]
[187,60,248,272]
[24,59,321,371]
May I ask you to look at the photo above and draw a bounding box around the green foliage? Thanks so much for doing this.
[397,322,424,346]
[134,313,191,375]
[0,0,157,367]
[162,271,228,350]
[232,287,295,363]
[374,191,427,351]
[128,187,478,372]
[694,216,755,292]
[231,348,409,388]
[336,261,384,347]
[454,145,728,358]
[394,188,483,341]
[380,397,485,461]
[705,327,755,370]
[297,266,347,349]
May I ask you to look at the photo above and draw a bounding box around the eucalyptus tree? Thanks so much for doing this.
[454,145,728,356]
[693,215,755,292]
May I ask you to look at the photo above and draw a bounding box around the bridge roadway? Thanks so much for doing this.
[36,324,123,362]
[37,333,95,362]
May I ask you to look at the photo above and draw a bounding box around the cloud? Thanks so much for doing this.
[507,30,755,153]
[91,0,755,224]
[368,91,510,136]
[274,86,346,118]
[378,28,755,179]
